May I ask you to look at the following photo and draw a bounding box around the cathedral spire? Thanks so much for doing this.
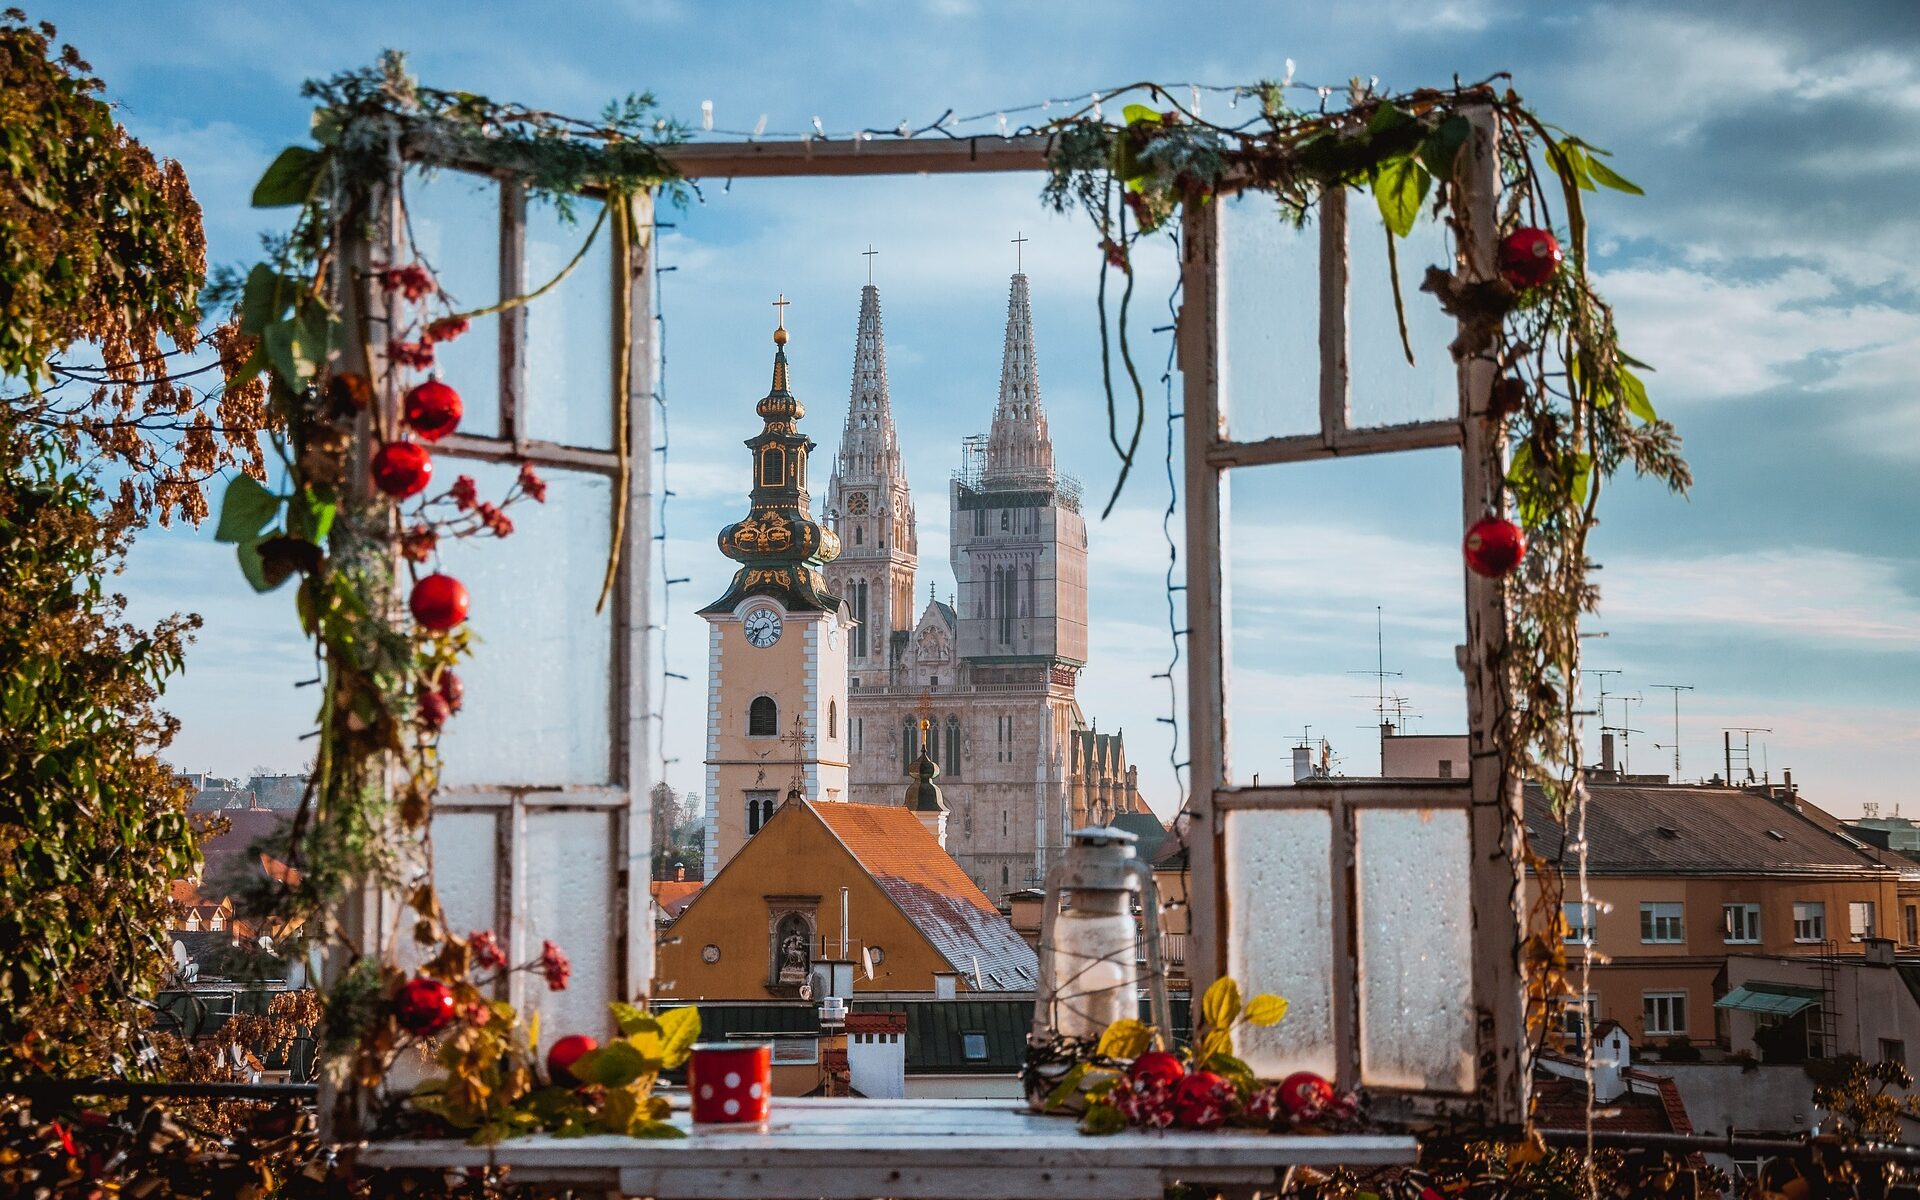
[985,271,1053,483]
[837,282,903,485]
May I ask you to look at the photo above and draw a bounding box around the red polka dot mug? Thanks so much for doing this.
[689,1042,772,1124]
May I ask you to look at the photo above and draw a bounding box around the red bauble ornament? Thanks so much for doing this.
[394,976,457,1037]
[372,440,433,499]
[410,573,470,630]
[1463,515,1527,577]
[417,689,450,731]
[438,669,465,714]
[547,1033,599,1085]
[404,379,463,442]
[1171,1070,1232,1130]
[1277,1071,1335,1118]
[1129,1051,1187,1089]
[1498,227,1562,289]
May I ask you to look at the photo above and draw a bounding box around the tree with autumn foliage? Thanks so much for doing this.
[0,10,273,1076]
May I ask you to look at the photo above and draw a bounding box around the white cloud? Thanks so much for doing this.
[1601,547,1920,649]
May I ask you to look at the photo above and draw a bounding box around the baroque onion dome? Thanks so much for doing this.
[699,318,843,616]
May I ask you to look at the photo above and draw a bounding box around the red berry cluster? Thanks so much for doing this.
[1099,1056,1357,1133]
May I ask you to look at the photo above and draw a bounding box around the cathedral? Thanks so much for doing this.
[701,274,1153,902]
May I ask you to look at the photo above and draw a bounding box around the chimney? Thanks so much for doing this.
[1864,937,1895,967]
[1600,732,1617,777]
[933,971,958,1000]
[1784,769,1794,797]
[675,863,686,882]
[1292,745,1313,783]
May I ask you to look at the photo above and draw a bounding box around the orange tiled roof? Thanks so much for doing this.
[650,879,704,919]
[811,803,996,914]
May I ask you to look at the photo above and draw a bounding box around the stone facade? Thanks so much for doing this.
[824,273,1152,903]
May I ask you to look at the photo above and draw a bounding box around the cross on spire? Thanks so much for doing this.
[1011,231,1029,273]
[772,293,790,330]
[862,244,878,284]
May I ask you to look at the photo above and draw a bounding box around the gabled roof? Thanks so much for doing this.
[1525,783,1893,876]
[810,802,1038,991]
[650,879,704,920]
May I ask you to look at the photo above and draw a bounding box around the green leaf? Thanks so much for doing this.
[1121,103,1162,126]
[253,145,324,208]
[1079,1103,1129,1136]
[1617,366,1656,422]
[610,1001,653,1036]
[1416,116,1471,180]
[263,314,321,388]
[571,1040,649,1088]
[1570,454,1594,508]
[239,264,284,336]
[1583,155,1644,195]
[1371,157,1429,239]
[214,475,281,545]
[1201,976,1243,1032]
[653,1005,701,1069]
[628,1120,686,1139]
[1095,1017,1154,1060]
[1207,1051,1258,1092]
[1546,140,1596,192]
[287,488,334,546]
[1043,1061,1090,1111]
[236,531,291,593]
[1244,994,1290,1027]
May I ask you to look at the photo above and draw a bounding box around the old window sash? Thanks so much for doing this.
[1177,110,1530,1128]
[341,163,657,1043]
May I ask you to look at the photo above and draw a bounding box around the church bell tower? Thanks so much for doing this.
[700,306,850,877]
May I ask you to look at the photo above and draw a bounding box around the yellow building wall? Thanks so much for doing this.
[659,803,964,1001]
[1569,873,1900,1045]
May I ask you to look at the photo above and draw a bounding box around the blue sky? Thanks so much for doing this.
[53,0,1920,816]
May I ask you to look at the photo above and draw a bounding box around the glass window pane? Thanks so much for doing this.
[431,809,500,943]
[1346,194,1458,429]
[434,463,614,786]
[524,198,614,448]
[406,170,502,440]
[1224,808,1335,1078]
[525,809,617,1039]
[1222,193,1319,442]
[1356,806,1474,1091]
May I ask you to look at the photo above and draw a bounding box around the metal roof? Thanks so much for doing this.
[1525,783,1893,876]
[1715,982,1823,1018]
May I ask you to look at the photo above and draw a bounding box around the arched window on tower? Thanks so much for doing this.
[748,695,778,737]
[946,716,961,778]
[854,581,869,658]
[926,720,940,764]
[902,719,916,772]
[759,446,785,488]
[854,525,863,546]
[828,700,838,740]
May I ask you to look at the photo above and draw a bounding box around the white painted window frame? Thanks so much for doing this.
[1794,901,1827,943]
[1642,990,1688,1037]
[1639,901,1684,944]
[1723,902,1761,945]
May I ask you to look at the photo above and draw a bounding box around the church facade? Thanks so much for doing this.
[821,273,1152,902]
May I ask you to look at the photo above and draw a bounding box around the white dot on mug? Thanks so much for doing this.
[699,1084,713,1100]
[723,1097,741,1116]
[725,1071,741,1089]
[749,1082,763,1099]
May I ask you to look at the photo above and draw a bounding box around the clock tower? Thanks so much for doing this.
[700,308,851,878]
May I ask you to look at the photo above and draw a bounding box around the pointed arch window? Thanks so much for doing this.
[748,695,778,737]
[828,699,838,739]
[759,445,786,488]
[946,715,961,778]
[902,718,917,772]
[853,581,869,658]
[926,719,940,763]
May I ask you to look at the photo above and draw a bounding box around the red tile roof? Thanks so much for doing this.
[651,879,704,919]
[845,1011,907,1036]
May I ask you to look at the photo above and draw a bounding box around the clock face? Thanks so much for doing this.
[743,606,783,648]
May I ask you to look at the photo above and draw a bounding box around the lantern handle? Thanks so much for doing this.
[1028,857,1068,1047]
[1125,857,1175,1053]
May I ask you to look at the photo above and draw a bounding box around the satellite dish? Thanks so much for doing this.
[860,946,876,981]
[797,980,813,1001]
[171,940,189,967]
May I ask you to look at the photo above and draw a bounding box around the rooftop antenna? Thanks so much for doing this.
[1722,727,1771,786]
[1346,607,1402,771]
[1649,684,1694,779]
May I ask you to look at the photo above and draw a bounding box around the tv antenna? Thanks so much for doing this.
[1722,727,1772,785]
[1649,684,1694,779]
[1346,607,1402,770]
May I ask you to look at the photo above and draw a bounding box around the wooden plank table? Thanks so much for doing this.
[356,1097,1418,1198]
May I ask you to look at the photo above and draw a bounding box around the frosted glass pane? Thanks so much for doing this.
[524,198,614,448]
[1347,194,1457,429]
[407,170,501,440]
[432,809,500,941]
[435,464,614,786]
[1223,193,1319,442]
[526,810,617,1038]
[1357,806,1474,1091]
[1224,808,1335,1078]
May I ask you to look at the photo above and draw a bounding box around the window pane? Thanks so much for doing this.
[525,810,618,1039]
[1357,806,1474,1091]
[433,809,501,941]
[1224,808,1334,1078]
[1346,195,1458,429]
[523,198,615,448]
[1222,193,1319,442]
[406,170,502,440]
[434,464,614,786]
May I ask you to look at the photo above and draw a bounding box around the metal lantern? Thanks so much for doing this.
[1028,826,1173,1090]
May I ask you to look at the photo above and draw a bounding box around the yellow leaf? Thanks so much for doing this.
[1245,994,1289,1027]
[1201,976,1242,1031]
[653,1005,701,1068]
[1507,1131,1548,1166]
[1095,1017,1153,1060]
[527,1008,540,1055]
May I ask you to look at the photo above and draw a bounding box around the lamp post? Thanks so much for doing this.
[1026,826,1172,1104]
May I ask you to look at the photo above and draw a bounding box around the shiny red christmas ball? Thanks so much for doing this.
[1171,1070,1232,1129]
[547,1033,599,1085]
[404,379,463,442]
[1463,515,1527,577]
[410,573,469,630]
[394,976,457,1037]
[1498,227,1562,289]
[1129,1050,1187,1089]
[372,440,433,499]
[1277,1070,1335,1118]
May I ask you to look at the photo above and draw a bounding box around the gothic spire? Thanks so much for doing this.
[836,283,904,484]
[985,271,1053,482]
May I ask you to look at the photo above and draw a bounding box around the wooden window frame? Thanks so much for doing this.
[366,124,1526,1125]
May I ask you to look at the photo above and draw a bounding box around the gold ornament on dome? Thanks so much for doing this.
[730,511,795,555]
[816,527,841,564]
[745,568,793,589]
